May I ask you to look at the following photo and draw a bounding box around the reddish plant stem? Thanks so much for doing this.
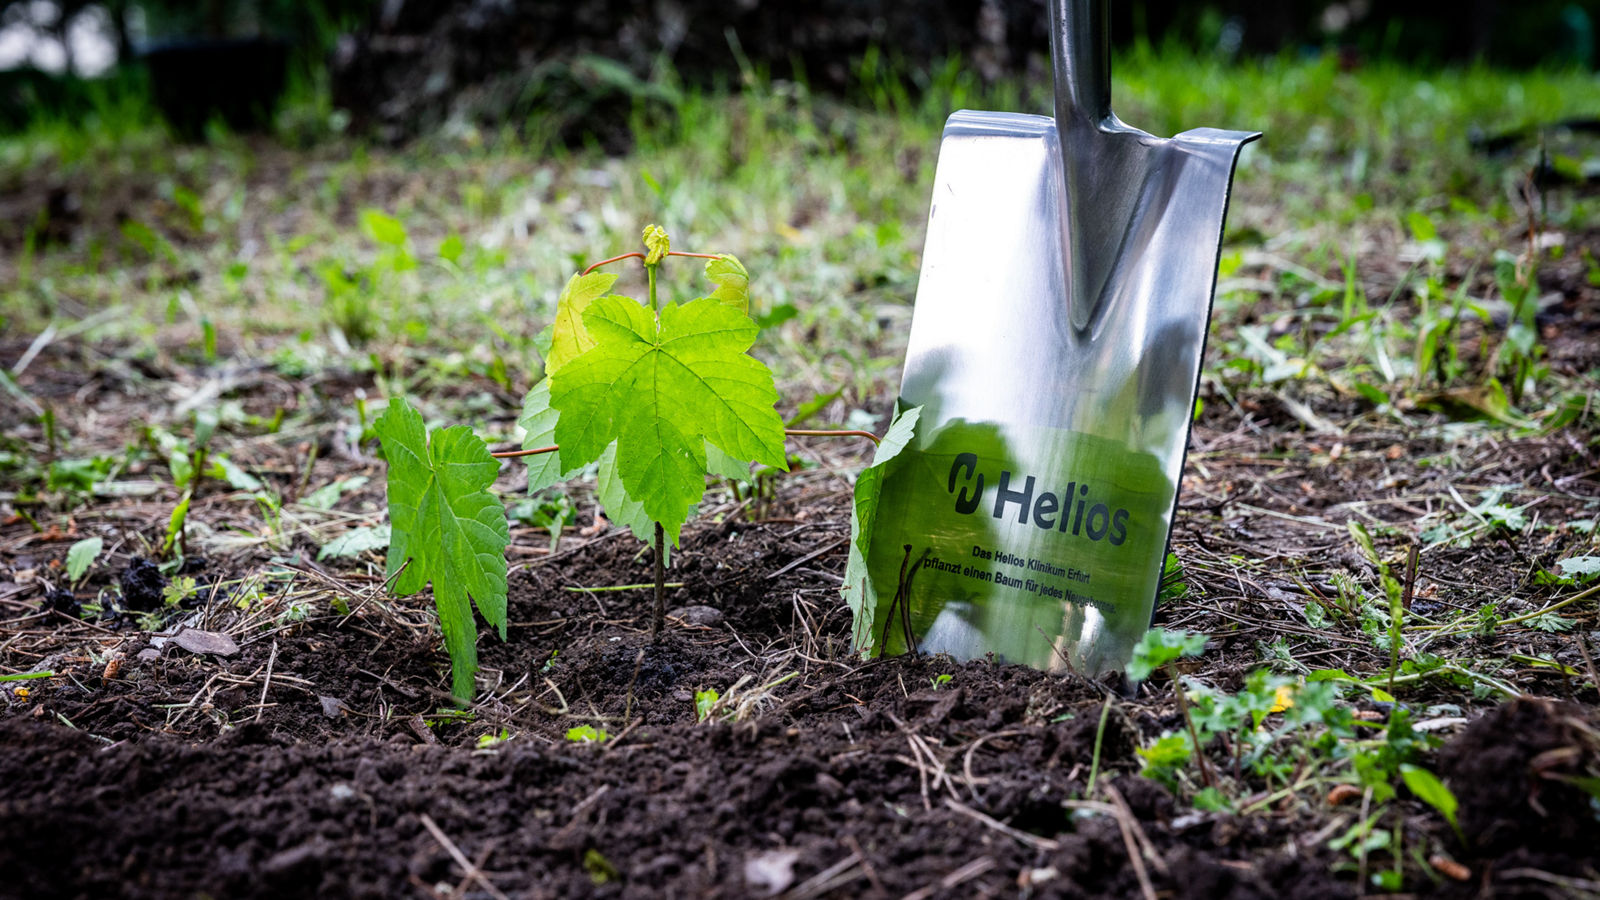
[491,429,880,460]
[1170,664,1217,790]
[489,445,558,459]
[581,250,723,276]
[784,428,881,447]
[580,251,642,275]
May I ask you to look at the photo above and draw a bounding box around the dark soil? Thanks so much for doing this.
[1437,698,1600,861]
[3,481,1599,898]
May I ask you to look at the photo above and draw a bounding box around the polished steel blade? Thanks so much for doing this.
[859,0,1259,674]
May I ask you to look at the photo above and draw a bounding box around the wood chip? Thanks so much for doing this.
[408,715,438,745]
[1326,784,1363,806]
[1430,855,1471,881]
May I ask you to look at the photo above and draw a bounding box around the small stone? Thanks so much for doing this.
[320,696,349,718]
[1018,867,1059,888]
[744,849,800,896]
[329,783,356,801]
[137,648,162,662]
[669,605,723,628]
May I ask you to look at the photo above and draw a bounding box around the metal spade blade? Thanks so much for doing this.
[859,0,1260,674]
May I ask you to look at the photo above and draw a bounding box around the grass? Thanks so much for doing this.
[2,48,1596,647]
[3,52,1593,419]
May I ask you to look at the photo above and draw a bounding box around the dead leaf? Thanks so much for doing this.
[171,629,240,658]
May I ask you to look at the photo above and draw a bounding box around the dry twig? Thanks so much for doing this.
[418,813,510,900]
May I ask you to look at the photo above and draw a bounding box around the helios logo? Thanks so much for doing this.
[946,452,1131,545]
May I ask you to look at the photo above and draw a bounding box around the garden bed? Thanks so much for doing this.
[3,328,1598,897]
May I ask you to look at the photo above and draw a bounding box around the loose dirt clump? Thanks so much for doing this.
[118,559,167,612]
[1436,698,1600,860]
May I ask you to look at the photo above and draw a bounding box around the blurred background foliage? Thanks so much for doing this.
[0,0,1593,141]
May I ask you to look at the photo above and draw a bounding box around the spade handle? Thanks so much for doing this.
[1050,0,1111,125]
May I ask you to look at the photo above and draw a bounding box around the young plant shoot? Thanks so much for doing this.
[381,225,895,702]
[526,225,786,640]
[374,399,509,701]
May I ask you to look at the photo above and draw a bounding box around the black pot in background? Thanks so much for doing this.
[142,37,288,140]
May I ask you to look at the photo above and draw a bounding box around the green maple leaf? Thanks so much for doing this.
[704,442,752,480]
[518,378,574,494]
[545,271,621,374]
[703,254,749,313]
[597,442,671,548]
[376,398,509,702]
[842,405,921,652]
[549,295,786,542]
[521,384,692,563]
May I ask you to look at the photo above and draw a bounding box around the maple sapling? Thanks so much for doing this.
[380,225,912,702]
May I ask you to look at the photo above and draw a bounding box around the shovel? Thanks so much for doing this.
[857,0,1259,674]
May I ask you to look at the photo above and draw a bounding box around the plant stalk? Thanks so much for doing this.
[1170,664,1217,789]
[651,521,666,643]
[581,249,721,277]
[493,431,887,460]
[490,444,558,459]
[1085,694,1113,797]
[784,428,882,446]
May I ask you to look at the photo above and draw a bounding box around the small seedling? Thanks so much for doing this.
[1158,552,1189,603]
[583,849,619,885]
[566,725,608,743]
[538,225,786,639]
[1126,627,1207,683]
[693,672,797,723]
[475,728,512,749]
[509,492,576,552]
[694,689,719,722]
[379,225,897,702]
[374,398,508,702]
[929,673,952,690]
[162,494,191,561]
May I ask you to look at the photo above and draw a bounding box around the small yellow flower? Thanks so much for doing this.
[14,687,28,700]
[642,224,670,265]
[1269,684,1295,714]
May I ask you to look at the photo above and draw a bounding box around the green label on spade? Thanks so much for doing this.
[865,417,1172,674]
